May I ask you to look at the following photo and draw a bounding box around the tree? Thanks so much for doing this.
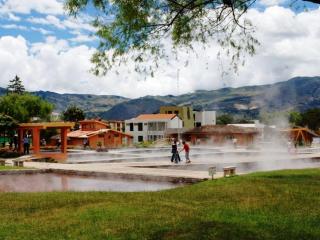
[62,105,85,122]
[62,105,85,129]
[0,93,54,123]
[0,114,18,147]
[217,114,234,125]
[7,75,25,95]
[288,111,302,127]
[301,108,320,131]
[65,0,319,76]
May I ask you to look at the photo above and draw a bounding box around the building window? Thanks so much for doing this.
[196,122,201,127]
[130,123,134,131]
[138,123,143,131]
[187,108,191,119]
[168,111,172,114]
[174,110,179,115]
[138,136,143,142]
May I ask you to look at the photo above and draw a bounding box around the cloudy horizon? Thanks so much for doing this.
[0,0,320,98]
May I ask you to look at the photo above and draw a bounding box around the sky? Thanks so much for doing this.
[0,0,320,98]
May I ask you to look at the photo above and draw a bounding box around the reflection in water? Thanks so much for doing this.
[0,173,184,193]
[153,158,320,173]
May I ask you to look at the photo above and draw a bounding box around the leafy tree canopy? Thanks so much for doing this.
[217,113,234,125]
[0,114,18,133]
[65,0,319,76]
[65,0,261,76]
[0,93,54,123]
[288,111,302,127]
[7,75,25,95]
[301,108,320,131]
[62,105,86,122]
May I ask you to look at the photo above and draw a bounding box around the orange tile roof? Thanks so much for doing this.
[68,129,133,138]
[67,130,97,138]
[135,114,177,120]
[79,120,108,126]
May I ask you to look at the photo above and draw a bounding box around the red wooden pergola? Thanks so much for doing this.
[18,122,74,161]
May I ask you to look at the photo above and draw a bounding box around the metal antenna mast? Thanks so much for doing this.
[177,68,181,142]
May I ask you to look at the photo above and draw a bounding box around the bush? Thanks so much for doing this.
[0,150,23,158]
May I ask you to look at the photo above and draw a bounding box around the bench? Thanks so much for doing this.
[12,159,24,167]
[223,166,236,177]
[0,159,5,166]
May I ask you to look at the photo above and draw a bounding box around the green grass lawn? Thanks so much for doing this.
[0,165,26,171]
[0,169,319,240]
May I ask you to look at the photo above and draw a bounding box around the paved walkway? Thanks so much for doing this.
[20,150,320,182]
[25,161,220,181]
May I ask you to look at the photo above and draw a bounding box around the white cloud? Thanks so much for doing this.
[69,34,97,43]
[1,24,27,30]
[27,15,65,29]
[27,15,96,33]
[0,6,319,99]
[30,27,53,35]
[259,0,286,7]
[0,0,63,15]
[8,12,20,21]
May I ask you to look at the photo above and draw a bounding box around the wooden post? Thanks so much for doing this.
[32,128,40,154]
[18,128,24,153]
[60,127,67,154]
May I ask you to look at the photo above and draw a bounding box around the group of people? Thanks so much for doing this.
[171,139,191,164]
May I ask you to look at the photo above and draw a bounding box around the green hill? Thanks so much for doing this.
[1,76,320,120]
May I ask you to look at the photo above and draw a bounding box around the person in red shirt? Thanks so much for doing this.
[180,141,191,163]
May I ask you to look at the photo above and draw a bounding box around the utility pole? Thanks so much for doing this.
[177,68,181,142]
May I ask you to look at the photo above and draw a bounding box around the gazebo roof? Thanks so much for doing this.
[280,128,319,137]
[19,122,74,129]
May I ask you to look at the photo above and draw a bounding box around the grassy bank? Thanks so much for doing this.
[0,166,26,171]
[0,169,319,240]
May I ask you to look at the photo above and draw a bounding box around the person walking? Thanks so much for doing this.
[171,139,181,163]
[180,141,191,163]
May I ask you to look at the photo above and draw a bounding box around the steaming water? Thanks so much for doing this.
[0,173,185,192]
[144,158,320,173]
[65,146,320,173]
[66,147,245,163]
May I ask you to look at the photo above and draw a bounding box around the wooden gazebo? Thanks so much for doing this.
[280,128,319,146]
[18,122,74,161]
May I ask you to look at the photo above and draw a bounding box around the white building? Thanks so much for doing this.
[125,114,183,143]
[194,111,216,127]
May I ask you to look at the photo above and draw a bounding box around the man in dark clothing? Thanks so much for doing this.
[23,135,30,155]
[171,139,181,163]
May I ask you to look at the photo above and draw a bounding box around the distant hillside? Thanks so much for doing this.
[1,76,320,120]
[32,91,128,117]
[101,97,170,120]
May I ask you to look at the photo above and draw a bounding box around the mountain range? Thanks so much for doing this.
[1,76,320,120]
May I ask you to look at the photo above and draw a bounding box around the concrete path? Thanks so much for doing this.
[21,150,320,182]
[25,161,220,181]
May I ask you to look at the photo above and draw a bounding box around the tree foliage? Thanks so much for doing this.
[0,94,54,123]
[0,114,18,133]
[65,0,261,76]
[64,0,320,76]
[288,111,302,127]
[7,75,25,95]
[62,105,86,122]
[300,108,320,131]
[217,113,234,124]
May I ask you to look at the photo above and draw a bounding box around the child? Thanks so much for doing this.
[180,141,191,163]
